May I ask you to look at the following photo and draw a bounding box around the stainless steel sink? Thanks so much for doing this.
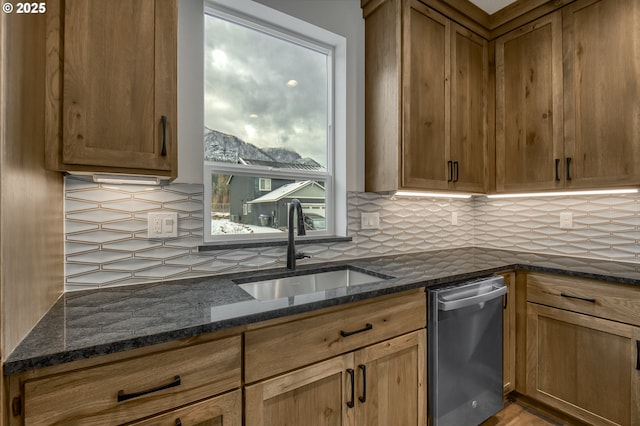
[234,266,391,301]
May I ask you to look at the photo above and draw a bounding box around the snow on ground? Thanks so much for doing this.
[211,218,283,235]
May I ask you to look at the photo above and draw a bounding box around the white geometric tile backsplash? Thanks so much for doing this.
[64,176,640,290]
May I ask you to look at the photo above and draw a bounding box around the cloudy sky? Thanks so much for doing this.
[204,13,329,168]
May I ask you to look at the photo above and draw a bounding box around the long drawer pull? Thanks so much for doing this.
[358,364,367,403]
[340,323,373,338]
[346,369,355,408]
[117,375,181,402]
[637,341,640,371]
[560,293,596,303]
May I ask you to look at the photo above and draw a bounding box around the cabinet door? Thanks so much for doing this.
[563,0,640,188]
[355,330,426,426]
[55,0,176,174]
[526,303,640,425]
[495,12,563,192]
[501,272,516,394]
[402,1,450,190]
[127,391,241,426]
[245,354,355,426]
[450,24,487,192]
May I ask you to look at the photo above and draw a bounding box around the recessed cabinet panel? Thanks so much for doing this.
[402,2,449,189]
[563,0,640,188]
[495,12,563,192]
[355,331,426,426]
[450,24,488,192]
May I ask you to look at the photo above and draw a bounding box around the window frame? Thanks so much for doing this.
[202,0,346,243]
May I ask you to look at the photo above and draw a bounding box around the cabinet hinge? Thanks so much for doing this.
[11,395,22,416]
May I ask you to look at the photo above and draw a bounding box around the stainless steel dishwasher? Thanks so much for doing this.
[428,276,507,426]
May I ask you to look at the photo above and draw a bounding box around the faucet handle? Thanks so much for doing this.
[296,252,311,260]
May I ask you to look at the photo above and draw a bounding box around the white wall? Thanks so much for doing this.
[176,0,204,184]
[176,0,365,192]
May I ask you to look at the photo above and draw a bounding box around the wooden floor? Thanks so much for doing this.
[480,400,564,426]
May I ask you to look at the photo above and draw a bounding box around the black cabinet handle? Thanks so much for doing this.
[175,419,182,426]
[453,161,459,182]
[346,368,355,408]
[161,115,168,157]
[555,158,560,181]
[560,293,596,303]
[447,161,453,182]
[340,323,373,338]
[358,364,367,403]
[503,293,508,309]
[566,157,572,181]
[117,375,181,402]
[636,341,640,370]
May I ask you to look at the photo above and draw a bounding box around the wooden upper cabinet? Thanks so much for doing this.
[562,0,640,188]
[363,0,487,193]
[46,0,177,178]
[495,12,563,192]
[450,24,488,192]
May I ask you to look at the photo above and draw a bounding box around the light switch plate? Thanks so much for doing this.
[148,212,178,238]
[361,212,380,230]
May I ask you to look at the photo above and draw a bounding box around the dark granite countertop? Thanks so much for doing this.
[5,247,640,375]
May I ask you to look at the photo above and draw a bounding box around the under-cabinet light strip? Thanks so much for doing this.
[394,191,473,199]
[486,189,639,199]
[92,174,162,185]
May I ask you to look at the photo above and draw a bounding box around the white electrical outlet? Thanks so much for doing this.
[361,212,380,230]
[560,211,573,229]
[451,211,458,226]
[148,212,178,238]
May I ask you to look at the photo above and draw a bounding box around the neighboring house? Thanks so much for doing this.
[227,174,292,225]
[247,180,326,230]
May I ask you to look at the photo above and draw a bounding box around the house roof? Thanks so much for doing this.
[239,158,324,171]
[248,180,325,203]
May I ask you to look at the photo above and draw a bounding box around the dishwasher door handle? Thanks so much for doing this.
[438,285,507,311]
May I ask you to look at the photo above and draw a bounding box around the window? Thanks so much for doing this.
[258,178,271,192]
[203,0,346,242]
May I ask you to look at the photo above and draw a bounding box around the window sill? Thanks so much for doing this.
[198,236,352,252]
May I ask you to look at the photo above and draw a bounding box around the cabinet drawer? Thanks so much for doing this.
[526,273,640,326]
[245,290,426,383]
[23,336,241,426]
[127,390,241,426]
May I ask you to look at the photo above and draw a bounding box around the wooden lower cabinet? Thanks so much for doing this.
[9,335,242,426]
[526,303,640,425]
[127,390,241,426]
[245,330,426,426]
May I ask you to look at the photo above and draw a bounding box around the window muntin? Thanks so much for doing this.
[203,2,335,241]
